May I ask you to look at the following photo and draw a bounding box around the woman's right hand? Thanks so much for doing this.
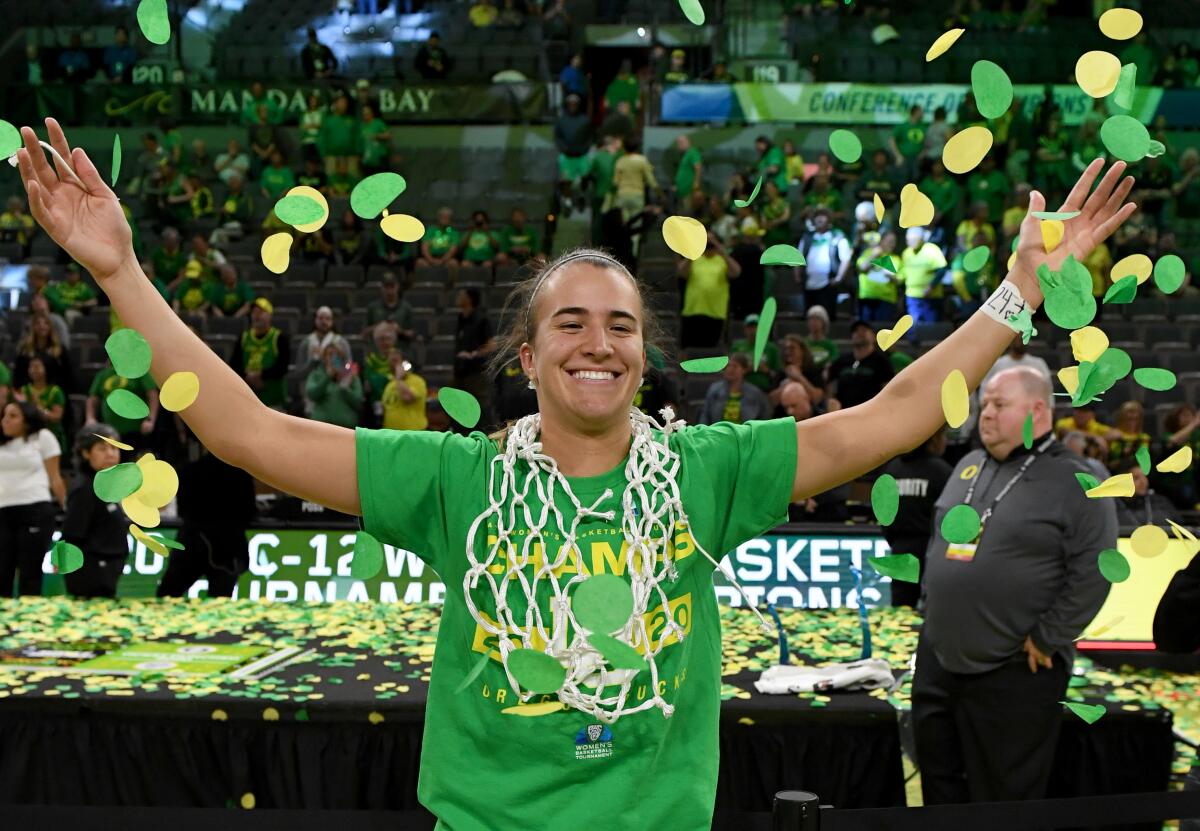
[16,118,133,282]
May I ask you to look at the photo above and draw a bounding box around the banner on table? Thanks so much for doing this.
[0,641,301,678]
[662,82,1166,126]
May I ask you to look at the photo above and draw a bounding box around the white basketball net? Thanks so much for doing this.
[463,405,774,724]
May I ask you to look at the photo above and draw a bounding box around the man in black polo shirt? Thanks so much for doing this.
[914,366,1115,805]
[824,319,893,409]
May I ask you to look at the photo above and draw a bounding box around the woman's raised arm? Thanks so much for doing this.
[17,118,361,515]
[792,158,1137,502]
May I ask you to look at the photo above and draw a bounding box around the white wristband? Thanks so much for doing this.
[982,280,1030,332]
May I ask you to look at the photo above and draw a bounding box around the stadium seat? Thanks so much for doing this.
[326,265,365,286]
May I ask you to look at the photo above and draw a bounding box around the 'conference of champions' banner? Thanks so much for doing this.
[660,82,1166,126]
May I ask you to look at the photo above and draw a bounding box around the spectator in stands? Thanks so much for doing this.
[729,309,777,395]
[1158,404,1200,510]
[498,208,539,265]
[589,134,623,241]
[493,356,539,426]
[1163,42,1200,88]
[454,287,496,430]
[16,355,67,453]
[1034,113,1072,201]
[600,100,636,148]
[305,343,364,429]
[214,138,251,188]
[299,94,326,165]
[801,173,844,225]
[415,32,452,80]
[1104,400,1151,473]
[328,209,367,266]
[300,27,338,80]
[560,54,587,102]
[826,320,893,410]
[470,0,500,27]
[780,139,804,190]
[915,366,1115,806]
[207,263,253,318]
[955,201,996,258]
[25,264,50,303]
[1055,403,1111,441]
[881,426,951,608]
[496,0,526,27]
[753,135,787,195]
[852,149,901,214]
[186,233,226,284]
[899,227,948,324]
[297,155,329,195]
[301,306,352,376]
[320,94,361,190]
[248,105,280,181]
[85,359,159,452]
[296,222,335,264]
[1119,31,1159,86]
[967,155,1010,228]
[417,207,462,282]
[0,399,64,596]
[241,81,283,127]
[759,181,791,250]
[555,95,593,214]
[0,196,36,259]
[61,424,128,598]
[23,44,44,87]
[678,231,740,349]
[1172,148,1200,220]
[699,353,769,425]
[359,104,391,177]
[28,294,70,351]
[102,25,137,83]
[661,49,688,84]
[171,261,211,317]
[1061,430,1111,481]
[157,160,194,229]
[920,108,951,171]
[542,0,573,41]
[363,323,398,423]
[802,305,836,370]
[372,224,415,274]
[920,160,963,244]
[981,332,1051,392]
[795,206,851,318]
[130,132,166,198]
[229,298,290,412]
[462,211,501,271]
[670,135,703,215]
[856,229,900,323]
[612,136,661,229]
[604,59,641,116]
[48,262,98,326]
[364,274,416,339]
[773,334,825,414]
[57,32,90,84]
[187,172,214,222]
[15,314,73,392]
[382,350,429,431]
[1112,457,1179,527]
[216,174,254,244]
[778,381,813,423]
[889,105,926,181]
[260,150,295,203]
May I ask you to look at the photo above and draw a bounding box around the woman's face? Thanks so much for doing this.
[2,404,25,438]
[1118,407,1142,432]
[85,441,121,473]
[28,359,45,384]
[32,316,51,340]
[784,338,801,363]
[519,264,647,434]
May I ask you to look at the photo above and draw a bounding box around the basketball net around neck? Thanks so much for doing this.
[462,405,774,723]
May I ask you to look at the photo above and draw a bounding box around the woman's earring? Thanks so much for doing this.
[528,377,537,390]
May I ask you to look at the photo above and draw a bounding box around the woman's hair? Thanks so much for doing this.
[0,400,46,445]
[1165,402,1196,434]
[1117,400,1144,430]
[782,334,813,370]
[74,422,120,471]
[19,313,63,358]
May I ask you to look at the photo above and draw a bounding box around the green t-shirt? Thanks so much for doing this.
[153,247,187,284]
[354,418,797,831]
[260,165,296,202]
[52,281,96,312]
[366,299,414,330]
[590,149,621,201]
[729,339,780,392]
[805,337,838,369]
[363,350,394,405]
[424,225,462,258]
[89,367,157,435]
[604,75,640,110]
[240,327,287,408]
[172,277,209,312]
[320,113,361,157]
[856,248,899,303]
[0,362,10,387]
[22,383,67,451]
[966,169,1010,224]
[892,121,927,160]
[462,229,499,263]
[206,280,254,315]
[499,224,539,259]
[681,253,730,320]
[919,175,962,222]
[757,145,788,193]
[674,147,703,195]
[361,120,390,166]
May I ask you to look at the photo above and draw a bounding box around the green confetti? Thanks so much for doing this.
[350,531,383,579]
[678,0,705,24]
[1022,412,1034,449]
[867,553,920,583]
[1073,347,1132,406]
[455,652,491,694]
[1102,274,1138,304]
[105,328,152,379]
[111,134,122,187]
[1135,445,1151,476]
[1146,140,1166,158]
[646,343,667,371]
[1075,472,1101,492]
[733,176,763,208]
[50,540,84,575]
[680,356,729,373]
[1153,254,1185,294]
[573,574,633,634]
[970,60,1013,120]
[872,255,896,274]
[588,633,648,670]
[438,387,481,429]
[1042,257,1097,330]
[828,129,862,164]
[962,245,990,273]
[941,504,981,544]
[1110,62,1137,113]
[0,120,19,159]
[1006,307,1037,345]
[93,462,144,503]
[106,388,150,420]
[1062,701,1106,724]
[136,0,171,45]
[759,244,806,267]
[1132,367,1176,391]
[1100,114,1150,162]
[273,194,325,226]
[870,474,899,526]
[753,298,777,374]
[349,172,407,219]
[145,533,185,551]
[508,648,565,694]
[1032,210,1081,221]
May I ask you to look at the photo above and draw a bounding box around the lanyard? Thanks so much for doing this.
[963,435,1055,531]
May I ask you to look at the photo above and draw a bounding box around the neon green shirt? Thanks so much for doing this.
[900,243,949,298]
[354,418,797,831]
[681,253,730,320]
[424,225,462,258]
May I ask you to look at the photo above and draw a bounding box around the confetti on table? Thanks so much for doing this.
[662,215,707,260]
[350,172,407,219]
[876,316,911,352]
[940,369,969,428]
[925,28,964,62]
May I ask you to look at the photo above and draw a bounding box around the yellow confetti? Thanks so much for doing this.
[121,494,161,528]
[502,700,565,717]
[135,455,179,509]
[160,371,199,412]
[1156,446,1192,474]
[662,215,708,260]
[876,315,913,351]
[261,232,292,275]
[1075,51,1122,98]
[942,126,993,174]
[1167,520,1200,556]
[262,707,280,721]
[1040,219,1065,253]
[738,717,755,726]
[380,212,425,243]
[940,370,969,428]
[1130,524,1168,558]
[1057,365,1079,395]
[925,28,965,61]
[368,711,385,724]
[873,192,884,223]
[1070,326,1108,363]
[1098,7,1142,40]
[211,709,228,721]
[898,183,934,228]
[129,524,168,556]
[284,185,329,233]
[1086,474,1134,498]
[95,433,133,451]
[1111,253,1153,285]
[1076,616,1125,641]
[240,793,256,810]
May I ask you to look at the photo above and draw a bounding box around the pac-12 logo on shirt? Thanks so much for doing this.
[575,724,614,760]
